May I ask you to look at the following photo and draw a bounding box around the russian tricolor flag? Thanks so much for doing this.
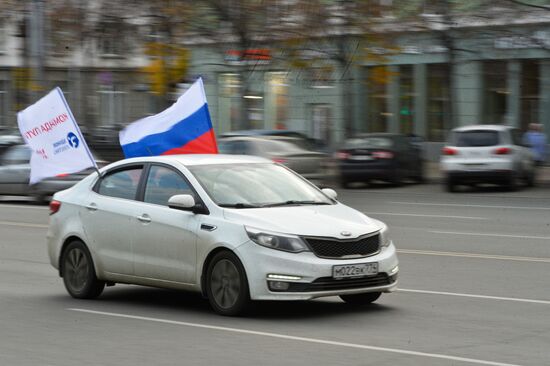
[119,78,218,158]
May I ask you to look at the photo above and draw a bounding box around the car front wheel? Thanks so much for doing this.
[61,240,105,299]
[340,292,381,305]
[206,251,250,316]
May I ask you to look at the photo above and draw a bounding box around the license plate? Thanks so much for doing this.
[333,262,378,279]
[462,163,486,171]
[350,155,373,161]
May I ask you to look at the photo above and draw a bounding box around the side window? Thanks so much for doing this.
[217,141,235,154]
[2,145,31,165]
[144,165,193,206]
[98,167,143,200]
[233,141,250,154]
[511,129,524,146]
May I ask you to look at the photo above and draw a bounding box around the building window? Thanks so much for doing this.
[219,73,242,132]
[521,60,539,131]
[483,61,508,124]
[308,66,335,89]
[427,63,451,141]
[98,89,127,126]
[0,18,6,53]
[267,72,289,129]
[367,66,390,133]
[99,21,126,56]
[311,104,332,145]
[399,65,414,135]
[0,80,8,128]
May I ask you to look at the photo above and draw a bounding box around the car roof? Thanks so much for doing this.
[452,124,514,132]
[108,154,270,168]
[350,133,402,138]
[220,129,307,137]
[219,135,301,142]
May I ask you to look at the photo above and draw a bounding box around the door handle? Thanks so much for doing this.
[85,203,98,211]
[136,214,151,223]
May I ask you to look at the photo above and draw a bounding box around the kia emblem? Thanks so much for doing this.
[341,231,352,237]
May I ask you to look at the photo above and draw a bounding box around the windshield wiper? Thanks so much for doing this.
[218,203,261,209]
[261,200,332,208]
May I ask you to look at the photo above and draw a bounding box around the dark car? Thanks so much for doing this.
[220,129,326,151]
[0,144,105,202]
[335,133,423,187]
[218,136,328,183]
[0,128,24,154]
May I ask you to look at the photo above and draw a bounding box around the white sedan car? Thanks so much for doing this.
[47,155,399,315]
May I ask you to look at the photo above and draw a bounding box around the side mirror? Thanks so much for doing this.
[168,194,209,214]
[168,194,196,210]
[321,188,338,200]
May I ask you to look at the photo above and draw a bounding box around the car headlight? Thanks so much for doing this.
[379,224,391,247]
[245,227,309,253]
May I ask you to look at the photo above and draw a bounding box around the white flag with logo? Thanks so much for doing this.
[17,87,96,184]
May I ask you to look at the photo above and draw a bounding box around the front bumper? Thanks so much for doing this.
[235,240,399,301]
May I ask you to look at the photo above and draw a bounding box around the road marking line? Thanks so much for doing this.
[68,308,520,366]
[0,221,48,228]
[366,212,487,220]
[390,201,550,210]
[398,289,550,305]
[397,249,550,263]
[0,204,48,210]
[429,230,550,240]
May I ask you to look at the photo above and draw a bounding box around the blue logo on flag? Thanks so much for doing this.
[67,132,79,148]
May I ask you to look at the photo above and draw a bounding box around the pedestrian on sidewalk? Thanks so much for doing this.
[523,123,547,166]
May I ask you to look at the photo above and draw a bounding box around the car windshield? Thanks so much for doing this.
[258,139,305,153]
[188,163,333,208]
[453,130,500,147]
[345,137,393,149]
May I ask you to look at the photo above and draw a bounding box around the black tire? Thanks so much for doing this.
[506,173,520,192]
[32,193,49,205]
[206,251,250,316]
[390,171,403,187]
[413,167,425,184]
[445,177,457,192]
[340,292,382,305]
[525,169,536,187]
[61,240,105,299]
[339,177,351,189]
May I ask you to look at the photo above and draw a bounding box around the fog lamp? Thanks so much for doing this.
[389,265,399,282]
[268,281,290,291]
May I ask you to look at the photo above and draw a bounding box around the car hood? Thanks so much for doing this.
[223,203,381,239]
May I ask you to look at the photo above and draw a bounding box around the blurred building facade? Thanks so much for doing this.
[1,2,550,149]
[188,8,550,147]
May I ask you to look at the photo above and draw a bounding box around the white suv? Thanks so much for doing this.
[441,125,535,192]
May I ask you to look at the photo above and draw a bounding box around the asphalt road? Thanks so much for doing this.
[1,184,549,366]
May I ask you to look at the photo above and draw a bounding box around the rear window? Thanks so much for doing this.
[453,130,500,147]
[345,137,393,149]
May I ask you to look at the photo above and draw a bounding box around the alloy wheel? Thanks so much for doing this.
[64,247,90,293]
[210,259,241,309]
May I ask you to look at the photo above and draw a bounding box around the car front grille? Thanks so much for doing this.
[303,233,380,259]
[281,273,394,292]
